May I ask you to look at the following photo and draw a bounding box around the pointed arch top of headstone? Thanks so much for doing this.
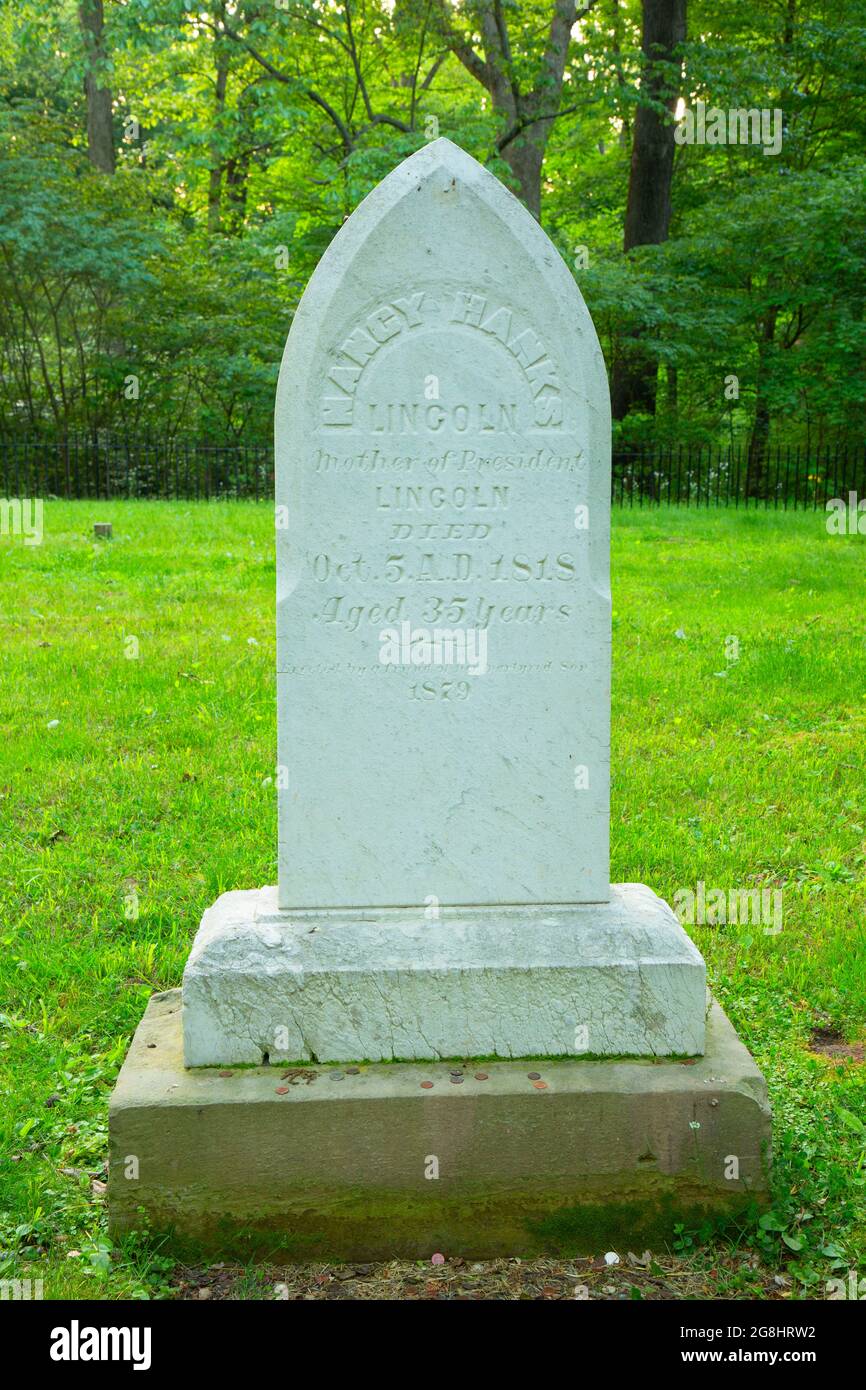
[275,138,611,911]
[277,138,609,453]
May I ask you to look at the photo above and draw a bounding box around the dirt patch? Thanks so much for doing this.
[170,1253,786,1302]
[809,1026,864,1062]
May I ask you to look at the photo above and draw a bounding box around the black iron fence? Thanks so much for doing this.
[612,443,866,509]
[1,434,864,508]
[0,434,273,503]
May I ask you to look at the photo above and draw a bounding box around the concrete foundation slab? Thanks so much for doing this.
[182,883,707,1066]
[109,990,770,1261]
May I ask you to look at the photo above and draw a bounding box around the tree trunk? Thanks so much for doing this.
[441,0,574,220]
[611,0,686,419]
[666,359,678,415]
[611,0,631,144]
[500,134,544,220]
[623,0,685,252]
[747,309,777,497]
[225,152,250,231]
[208,55,229,234]
[78,0,115,174]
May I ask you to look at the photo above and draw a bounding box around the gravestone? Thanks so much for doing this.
[181,138,705,1065]
[110,142,770,1256]
[275,140,611,911]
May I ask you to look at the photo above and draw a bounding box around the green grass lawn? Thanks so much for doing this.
[1,500,864,1300]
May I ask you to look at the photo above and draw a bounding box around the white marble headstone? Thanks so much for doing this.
[275,139,611,911]
[184,142,706,1064]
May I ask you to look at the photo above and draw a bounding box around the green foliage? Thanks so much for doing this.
[0,1,864,443]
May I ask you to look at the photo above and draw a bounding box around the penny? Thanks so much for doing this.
[450,1076,464,1084]
[218,1070,233,1077]
[275,1086,290,1094]
[474,1072,488,1081]
[527,1072,541,1080]
[420,1081,433,1089]
[532,1080,548,1090]
[330,1071,344,1081]
[346,1067,360,1075]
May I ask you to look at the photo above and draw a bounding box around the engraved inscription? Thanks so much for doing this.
[321,287,564,431]
[375,485,509,509]
[368,402,519,434]
[307,287,584,667]
[275,139,611,908]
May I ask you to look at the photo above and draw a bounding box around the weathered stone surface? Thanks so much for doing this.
[110,141,769,1255]
[177,140,713,1070]
[275,137,611,911]
[182,883,706,1066]
[111,991,769,1260]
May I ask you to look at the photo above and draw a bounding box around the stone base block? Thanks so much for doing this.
[109,991,770,1260]
[182,883,706,1065]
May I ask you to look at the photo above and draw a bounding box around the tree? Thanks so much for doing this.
[433,0,603,219]
[78,0,116,173]
[2,0,865,450]
[611,0,685,419]
[212,2,433,163]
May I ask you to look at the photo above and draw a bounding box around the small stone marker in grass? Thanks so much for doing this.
[93,521,112,539]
